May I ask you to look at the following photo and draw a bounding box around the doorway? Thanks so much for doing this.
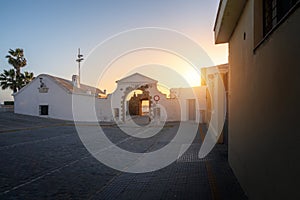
[188,99,196,120]
[141,100,150,116]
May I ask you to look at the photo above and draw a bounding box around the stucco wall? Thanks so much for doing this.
[228,1,300,199]
[170,87,207,122]
[110,80,182,122]
[96,96,114,121]
[14,75,112,122]
[14,75,73,120]
[14,74,207,123]
[158,98,180,121]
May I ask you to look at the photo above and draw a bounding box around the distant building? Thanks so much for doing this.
[170,86,207,123]
[201,63,228,144]
[214,0,300,199]
[0,102,14,112]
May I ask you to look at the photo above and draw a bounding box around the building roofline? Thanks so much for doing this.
[13,74,104,97]
[214,0,247,44]
[213,0,223,32]
[116,73,158,83]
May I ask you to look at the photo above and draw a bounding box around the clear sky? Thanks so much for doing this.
[0,0,227,103]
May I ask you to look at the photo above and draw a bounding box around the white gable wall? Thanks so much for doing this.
[14,74,117,122]
[117,73,157,84]
[14,75,73,120]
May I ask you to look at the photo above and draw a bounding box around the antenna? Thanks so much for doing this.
[76,48,84,80]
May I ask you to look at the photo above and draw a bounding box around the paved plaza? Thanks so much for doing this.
[0,112,247,199]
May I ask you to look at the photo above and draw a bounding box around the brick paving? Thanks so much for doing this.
[0,112,247,199]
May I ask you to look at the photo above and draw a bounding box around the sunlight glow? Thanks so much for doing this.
[94,49,201,95]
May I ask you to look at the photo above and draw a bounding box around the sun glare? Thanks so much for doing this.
[92,49,202,94]
[183,68,201,87]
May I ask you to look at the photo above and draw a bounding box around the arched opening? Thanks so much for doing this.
[124,87,152,125]
[127,90,142,116]
[127,89,151,117]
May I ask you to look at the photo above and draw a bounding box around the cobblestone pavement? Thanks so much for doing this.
[0,112,247,199]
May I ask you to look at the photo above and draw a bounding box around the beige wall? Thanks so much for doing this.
[228,1,300,199]
[201,65,228,143]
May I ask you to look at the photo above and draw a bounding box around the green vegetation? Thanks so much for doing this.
[0,48,34,93]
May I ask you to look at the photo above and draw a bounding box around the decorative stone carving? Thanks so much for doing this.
[38,77,49,93]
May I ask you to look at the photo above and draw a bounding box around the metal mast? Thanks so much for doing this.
[76,48,84,80]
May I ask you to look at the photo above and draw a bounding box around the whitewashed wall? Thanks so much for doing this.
[110,80,178,122]
[14,74,114,122]
[96,95,114,121]
[14,74,206,123]
[170,86,207,122]
[14,75,74,120]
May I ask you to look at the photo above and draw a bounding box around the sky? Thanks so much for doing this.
[0,0,227,103]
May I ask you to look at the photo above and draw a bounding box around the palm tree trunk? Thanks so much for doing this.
[16,68,21,77]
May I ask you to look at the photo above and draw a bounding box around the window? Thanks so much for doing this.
[263,0,299,35]
[39,105,49,115]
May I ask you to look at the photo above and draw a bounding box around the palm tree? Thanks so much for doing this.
[0,69,19,93]
[0,70,34,93]
[1,48,34,93]
[6,48,27,77]
[21,71,35,86]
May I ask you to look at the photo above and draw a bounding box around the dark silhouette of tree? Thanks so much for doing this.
[6,48,27,77]
[21,71,34,86]
[0,69,19,93]
[0,48,34,93]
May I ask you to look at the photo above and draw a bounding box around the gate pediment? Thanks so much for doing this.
[116,73,158,84]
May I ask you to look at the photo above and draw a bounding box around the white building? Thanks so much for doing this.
[14,73,207,123]
[170,87,206,123]
[13,74,105,121]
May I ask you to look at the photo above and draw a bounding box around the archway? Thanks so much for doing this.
[112,73,167,123]
[126,87,152,123]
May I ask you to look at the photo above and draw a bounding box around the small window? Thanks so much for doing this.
[39,105,49,115]
[263,0,299,36]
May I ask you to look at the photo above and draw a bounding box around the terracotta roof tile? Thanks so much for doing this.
[45,74,104,95]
